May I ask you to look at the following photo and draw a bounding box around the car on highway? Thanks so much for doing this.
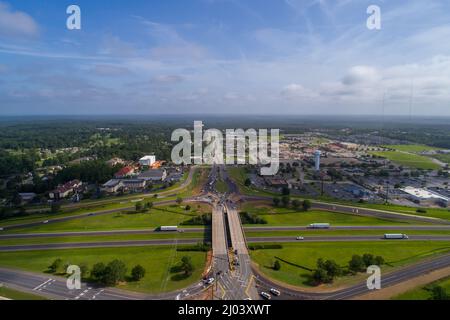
[296,236,305,240]
[0,227,4,231]
[43,220,49,224]
[270,288,281,296]
[260,292,271,300]
[88,213,95,216]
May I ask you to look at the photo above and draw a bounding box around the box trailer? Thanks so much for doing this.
[308,223,330,229]
[160,226,178,232]
[384,234,409,239]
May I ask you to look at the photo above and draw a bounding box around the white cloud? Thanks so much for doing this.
[0,2,39,38]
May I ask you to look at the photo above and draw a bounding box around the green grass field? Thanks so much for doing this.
[0,232,206,246]
[228,167,278,197]
[0,246,207,294]
[4,205,211,234]
[250,241,450,289]
[383,145,441,153]
[370,151,441,170]
[393,276,450,300]
[215,179,229,193]
[0,286,47,300]
[240,204,412,226]
[432,154,450,165]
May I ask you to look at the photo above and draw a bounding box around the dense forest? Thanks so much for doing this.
[1,116,449,177]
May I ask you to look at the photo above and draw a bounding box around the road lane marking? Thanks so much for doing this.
[33,278,53,291]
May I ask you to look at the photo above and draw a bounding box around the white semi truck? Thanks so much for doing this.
[308,223,330,229]
[384,234,409,240]
[160,226,178,232]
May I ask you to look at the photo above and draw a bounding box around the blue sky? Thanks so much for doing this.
[1,0,450,115]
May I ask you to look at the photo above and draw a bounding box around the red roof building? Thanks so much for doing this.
[115,166,135,178]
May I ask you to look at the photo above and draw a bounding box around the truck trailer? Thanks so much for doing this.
[308,223,330,229]
[160,226,178,232]
[384,234,409,239]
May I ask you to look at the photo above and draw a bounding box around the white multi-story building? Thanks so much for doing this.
[139,155,156,167]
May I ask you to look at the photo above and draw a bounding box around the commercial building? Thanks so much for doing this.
[400,187,449,207]
[102,179,124,193]
[114,166,135,178]
[138,169,167,182]
[139,155,156,167]
[49,180,82,200]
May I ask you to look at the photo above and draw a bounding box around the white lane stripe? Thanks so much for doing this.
[33,278,53,291]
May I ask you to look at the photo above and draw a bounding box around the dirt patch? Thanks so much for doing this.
[202,250,213,278]
[353,266,450,300]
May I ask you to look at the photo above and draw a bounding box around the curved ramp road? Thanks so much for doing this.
[240,196,450,225]
[253,253,450,300]
[0,198,209,232]
[0,267,208,301]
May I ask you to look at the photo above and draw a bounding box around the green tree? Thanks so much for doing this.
[273,260,281,271]
[91,262,106,281]
[348,255,365,273]
[362,253,376,267]
[282,187,290,196]
[291,199,301,210]
[79,263,89,279]
[180,256,194,276]
[302,199,312,211]
[145,201,154,211]
[176,197,183,205]
[135,202,143,212]
[272,197,280,207]
[430,286,449,300]
[244,178,252,187]
[185,205,191,211]
[103,260,127,286]
[48,258,63,273]
[312,267,330,284]
[131,265,146,281]
[281,196,290,207]
[51,202,61,214]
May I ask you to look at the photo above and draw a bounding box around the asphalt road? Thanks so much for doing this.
[0,197,208,232]
[0,225,448,241]
[242,195,450,225]
[0,267,208,300]
[253,253,450,300]
[247,235,450,243]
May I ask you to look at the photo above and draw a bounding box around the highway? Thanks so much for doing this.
[2,164,450,301]
[0,225,448,241]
